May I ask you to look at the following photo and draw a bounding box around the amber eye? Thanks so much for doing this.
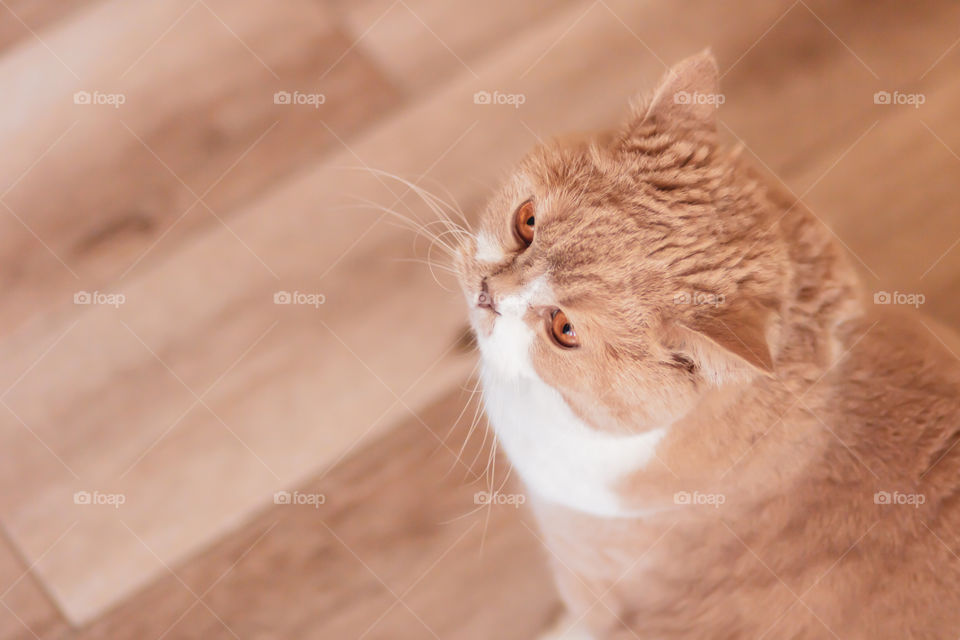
[550,309,579,348]
[514,199,535,245]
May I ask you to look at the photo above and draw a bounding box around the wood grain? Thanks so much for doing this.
[0,0,401,333]
[0,532,65,640]
[331,0,582,93]
[65,387,558,640]
[0,0,95,52]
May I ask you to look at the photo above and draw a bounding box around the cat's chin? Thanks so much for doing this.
[467,308,497,339]
[475,312,539,381]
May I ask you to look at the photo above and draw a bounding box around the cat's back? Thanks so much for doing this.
[831,305,960,478]
[792,305,960,636]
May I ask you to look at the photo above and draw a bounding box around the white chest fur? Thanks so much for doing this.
[475,296,666,518]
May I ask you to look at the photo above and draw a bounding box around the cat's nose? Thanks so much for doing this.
[477,278,498,314]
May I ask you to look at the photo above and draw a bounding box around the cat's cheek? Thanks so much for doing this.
[474,232,505,264]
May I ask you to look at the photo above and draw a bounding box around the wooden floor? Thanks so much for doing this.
[2,0,960,637]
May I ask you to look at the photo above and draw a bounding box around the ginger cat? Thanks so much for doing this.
[454,51,960,639]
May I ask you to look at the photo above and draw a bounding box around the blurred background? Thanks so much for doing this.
[1,0,959,637]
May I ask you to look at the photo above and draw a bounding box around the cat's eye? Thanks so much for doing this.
[514,199,535,245]
[550,309,579,348]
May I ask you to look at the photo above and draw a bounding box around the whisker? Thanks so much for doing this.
[466,415,493,481]
[478,432,499,559]
[441,368,483,467]
[389,258,458,293]
[485,431,498,493]
[344,198,460,257]
[390,258,458,274]
[457,384,489,478]
[414,175,472,228]
[442,365,484,479]
[333,166,474,241]
[355,166,474,232]
[437,502,490,525]
[353,200,458,251]
[442,366,482,441]
[494,456,514,496]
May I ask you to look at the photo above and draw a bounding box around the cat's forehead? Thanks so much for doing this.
[519,150,654,265]
[521,141,609,198]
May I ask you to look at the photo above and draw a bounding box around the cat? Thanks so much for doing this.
[454,51,960,639]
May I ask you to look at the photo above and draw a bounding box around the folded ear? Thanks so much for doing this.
[622,49,720,143]
[670,297,776,385]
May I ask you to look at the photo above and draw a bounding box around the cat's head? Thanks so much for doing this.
[455,52,789,433]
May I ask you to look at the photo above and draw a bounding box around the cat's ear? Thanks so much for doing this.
[670,298,776,384]
[623,50,720,141]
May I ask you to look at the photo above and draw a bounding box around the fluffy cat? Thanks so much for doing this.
[454,51,960,639]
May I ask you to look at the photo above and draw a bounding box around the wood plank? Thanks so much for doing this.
[0,531,65,640]
[711,0,960,322]
[0,0,402,333]
[716,0,960,190]
[789,64,960,322]
[330,0,582,93]
[0,0,96,52]
[65,387,558,639]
